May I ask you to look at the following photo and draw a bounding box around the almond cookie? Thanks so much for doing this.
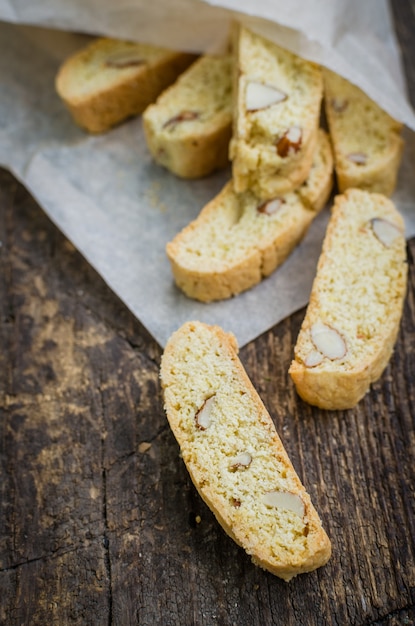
[56,37,196,133]
[229,25,323,199]
[143,54,233,178]
[323,69,404,196]
[167,129,333,302]
[160,321,332,581]
[289,188,407,410]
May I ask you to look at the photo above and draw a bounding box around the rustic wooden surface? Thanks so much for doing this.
[1,2,415,625]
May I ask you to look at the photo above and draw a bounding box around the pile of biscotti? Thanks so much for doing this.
[56,24,408,581]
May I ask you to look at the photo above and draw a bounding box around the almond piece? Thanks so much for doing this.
[245,81,287,112]
[331,97,348,113]
[370,218,402,248]
[229,452,252,471]
[310,321,347,360]
[276,126,302,157]
[105,50,146,69]
[347,152,367,165]
[257,197,284,215]
[262,491,305,518]
[304,350,323,368]
[195,395,216,430]
[163,111,199,129]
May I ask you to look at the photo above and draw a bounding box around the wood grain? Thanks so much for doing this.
[1,2,415,624]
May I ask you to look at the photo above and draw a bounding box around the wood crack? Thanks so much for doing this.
[366,603,415,625]
[0,544,80,573]
[102,461,113,626]
[97,374,113,626]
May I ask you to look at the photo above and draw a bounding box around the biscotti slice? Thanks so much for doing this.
[143,54,233,178]
[55,38,197,133]
[289,188,407,410]
[323,69,404,196]
[160,321,331,581]
[229,25,323,199]
[167,129,333,302]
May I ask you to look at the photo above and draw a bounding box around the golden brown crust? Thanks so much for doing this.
[160,321,331,581]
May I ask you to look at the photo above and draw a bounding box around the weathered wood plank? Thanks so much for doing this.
[1,162,414,624]
[1,1,415,622]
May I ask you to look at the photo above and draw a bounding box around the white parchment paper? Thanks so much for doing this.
[0,0,414,348]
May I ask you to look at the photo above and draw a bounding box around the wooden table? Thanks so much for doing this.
[1,2,414,624]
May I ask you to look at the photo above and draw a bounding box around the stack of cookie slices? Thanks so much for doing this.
[56,23,408,580]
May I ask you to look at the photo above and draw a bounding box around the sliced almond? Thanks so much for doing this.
[105,50,146,69]
[331,97,348,113]
[245,80,287,112]
[163,110,199,129]
[304,350,323,368]
[257,197,284,215]
[276,126,302,157]
[262,490,305,518]
[370,218,402,248]
[229,452,252,471]
[310,322,347,360]
[138,442,152,453]
[195,395,216,430]
[347,152,367,165]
